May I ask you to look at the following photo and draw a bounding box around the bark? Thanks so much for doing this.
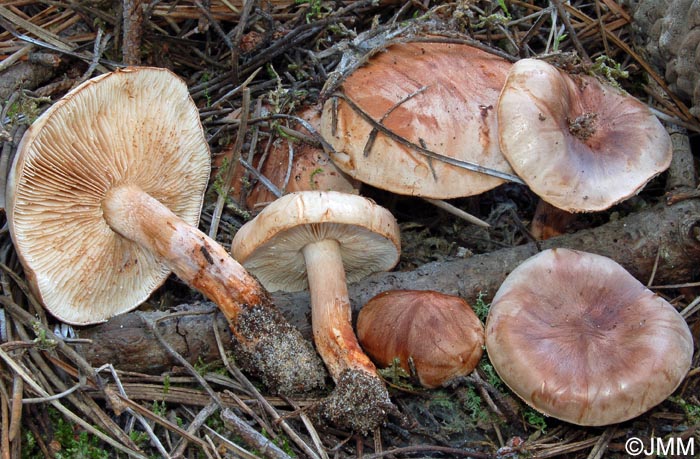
[278,198,700,331]
[0,62,56,101]
[74,198,700,373]
[666,125,697,192]
[122,0,144,65]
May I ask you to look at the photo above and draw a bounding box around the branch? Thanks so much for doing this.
[73,199,700,374]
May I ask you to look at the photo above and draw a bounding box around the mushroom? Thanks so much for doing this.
[231,190,401,431]
[529,199,577,240]
[485,248,693,426]
[6,67,326,394]
[497,58,672,212]
[217,104,358,210]
[320,41,517,200]
[357,290,484,388]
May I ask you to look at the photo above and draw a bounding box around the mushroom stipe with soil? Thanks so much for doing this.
[6,67,327,395]
[232,190,401,432]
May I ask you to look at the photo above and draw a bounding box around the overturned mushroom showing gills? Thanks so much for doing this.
[485,248,693,426]
[357,290,484,388]
[320,41,516,199]
[232,190,401,432]
[6,67,326,394]
[497,58,672,212]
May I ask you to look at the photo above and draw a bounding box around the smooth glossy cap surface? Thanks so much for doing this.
[320,41,515,199]
[357,289,484,388]
[231,191,400,292]
[485,248,693,426]
[6,67,210,324]
[497,59,672,212]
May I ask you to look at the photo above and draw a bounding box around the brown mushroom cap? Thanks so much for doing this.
[231,190,400,292]
[497,58,672,212]
[246,108,358,207]
[217,104,359,210]
[6,67,210,324]
[485,248,693,426]
[357,290,485,388]
[320,41,515,199]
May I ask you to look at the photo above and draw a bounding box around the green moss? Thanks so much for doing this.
[162,374,171,394]
[478,360,503,391]
[31,322,57,351]
[22,407,109,459]
[473,291,490,323]
[523,406,548,433]
[308,168,324,190]
[6,95,48,125]
[377,357,418,390]
[590,56,629,87]
[462,386,490,424]
[670,396,700,424]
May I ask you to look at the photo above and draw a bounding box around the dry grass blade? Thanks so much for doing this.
[551,0,591,64]
[109,391,214,455]
[170,401,219,457]
[329,92,525,184]
[8,375,21,441]
[0,377,11,459]
[139,311,292,458]
[97,382,239,407]
[586,426,617,459]
[212,320,323,459]
[0,5,76,51]
[220,408,292,459]
[98,364,171,457]
[0,346,148,458]
[209,86,251,239]
[562,2,697,124]
[0,5,112,71]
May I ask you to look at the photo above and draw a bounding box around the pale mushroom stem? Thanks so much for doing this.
[102,185,328,395]
[302,238,378,381]
[102,184,263,319]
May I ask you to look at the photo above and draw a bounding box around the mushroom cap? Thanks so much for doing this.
[231,191,400,292]
[6,67,210,325]
[320,41,515,199]
[485,248,693,426]
[497,58,672,212]
[221,105,358,210]
[357,289,484,388]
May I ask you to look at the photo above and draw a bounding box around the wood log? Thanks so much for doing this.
[74,199,700,374]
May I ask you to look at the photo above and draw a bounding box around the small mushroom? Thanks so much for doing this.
[357,290,484,388]
[529,199,577,240]
[485,248,693,426]
[6,67,326,394]
[497,58,672,212]
[232,190,401,432]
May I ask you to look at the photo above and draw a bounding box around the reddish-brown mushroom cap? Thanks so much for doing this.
[497,58,672,212]
[218,105,359,210]
[320,41,516,199]
[485,248,693,426]
[357,290,485,388]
